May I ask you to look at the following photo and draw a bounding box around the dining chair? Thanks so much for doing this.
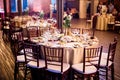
[71,46,103,80]
[11,28,34,80]
[91,15,98,29]
[82,28,93,36]
[38,27,49,36]
[39,27,44,36]
[2,17,11,41]
[27,26,39,40]
[100,41,117,80]
[114,21,120,33]
[42,45,70,80]
[12,29,26,80]
[70,28,81,35]
[101,36,118,59]
[90,36,118,80]
[10,22,23,39]
[23,42,45,80]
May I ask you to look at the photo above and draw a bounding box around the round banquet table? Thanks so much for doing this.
[30,35,99,65]
[96,14,115,30]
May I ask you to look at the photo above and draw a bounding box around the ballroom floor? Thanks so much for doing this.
[0,19,120,80]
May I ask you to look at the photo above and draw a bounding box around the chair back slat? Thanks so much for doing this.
[43,45,64,72]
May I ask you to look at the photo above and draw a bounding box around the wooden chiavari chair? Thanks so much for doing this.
[82,28,93,36]
[91,37,117,80]
[27,26,39,41]
[24,42,45,80]
[100,41,117,80]
[70,28,82,35]
[72,46,103,80]
[42,45,70,80]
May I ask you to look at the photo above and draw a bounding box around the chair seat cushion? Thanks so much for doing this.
[90,58,113,67]
[17,55,25,62]
[72,62,97,74]
[100,59,112,67]
[46,62,70,74]
[115,24,120,26]
[101,52,112,60]
[101,52,108,59]
[27,59,45,69]
[17,54,33,62]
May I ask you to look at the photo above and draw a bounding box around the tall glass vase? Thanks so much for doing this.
[64,27,71,36]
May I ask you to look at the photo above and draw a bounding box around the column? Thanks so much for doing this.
[91,0,99,15]
[56,0,63,29]
[9,0,11,14]
[94,0,99,14]
[79,0,87,19]
[17,0,22,16]
[50,4,53,19]
[3,0,7,17]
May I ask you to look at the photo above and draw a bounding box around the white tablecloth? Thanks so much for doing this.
[96,14,115,30]
[31,36,99,65]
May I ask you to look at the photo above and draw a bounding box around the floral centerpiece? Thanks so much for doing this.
[63,12,72,28]
[63,12,72,35]
[39,10,44,19]
[100,5,107,15]
[24,7,29,15]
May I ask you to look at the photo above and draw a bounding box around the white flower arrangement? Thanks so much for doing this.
[25,7,29,15]
[101,5,107,15]
[63,12,72,28]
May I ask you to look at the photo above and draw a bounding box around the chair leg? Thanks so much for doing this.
[52,74,56,80]
[95,75,99,80]
[71,69,75,80]
[24,66,27,80]
[70,69,74,80]
[106,68,108,80]
[2,30,10,41]
[96,71,100,80]
[111,64,114,80]
[82,75,85,80]
[62,76,65,80]
[14,63,18,80]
